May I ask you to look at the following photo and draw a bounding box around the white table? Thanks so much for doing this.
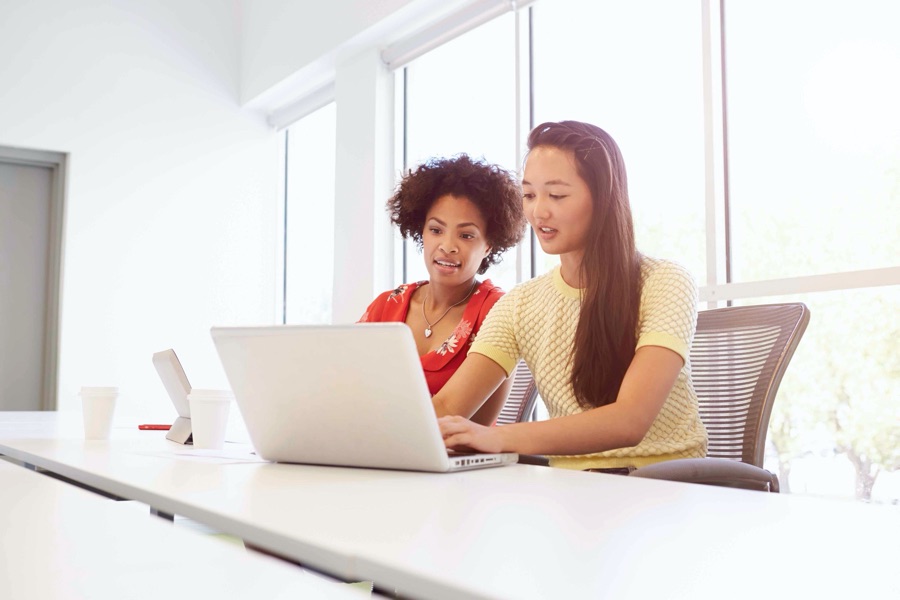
[2,411,898,599]
[0,458,360,599]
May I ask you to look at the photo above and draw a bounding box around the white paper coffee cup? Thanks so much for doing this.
[80,386,119,440]
[188,389,232,449]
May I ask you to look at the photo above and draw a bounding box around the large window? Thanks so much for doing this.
[746,287,900,503]
[726,0,900,281]
[399,12,520,292]
[723,0,900,502]
[282,103,336,324]
[531,0,707,281]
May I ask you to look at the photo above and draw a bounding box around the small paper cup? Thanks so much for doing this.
[80,386,119,440]
[188,389,232,449]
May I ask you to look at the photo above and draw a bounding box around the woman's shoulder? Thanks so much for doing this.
[476,278,503,294]
[378,281,425,302]
[508,268,556,295]
[475,278,506,301]
[467,279,504,319]
[638,255,699,306]
[640,255,697,287]
[359,280,425,322]
[476,270,558,321]
[509,269,559,305]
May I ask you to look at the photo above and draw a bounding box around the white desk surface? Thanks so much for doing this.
[2,411,898,599]
[0,458,360,600]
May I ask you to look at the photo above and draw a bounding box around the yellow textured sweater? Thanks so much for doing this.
[470,256,708,469]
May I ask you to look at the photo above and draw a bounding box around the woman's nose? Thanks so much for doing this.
[531,196,551,220]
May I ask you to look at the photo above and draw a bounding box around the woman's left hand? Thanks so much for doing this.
[438,415,507,454]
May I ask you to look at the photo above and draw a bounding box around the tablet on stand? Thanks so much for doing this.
[152,349,193,444]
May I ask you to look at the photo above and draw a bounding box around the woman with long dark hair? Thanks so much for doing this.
[433,121,707,472]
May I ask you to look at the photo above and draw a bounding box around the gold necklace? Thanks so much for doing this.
[421,280,477,338]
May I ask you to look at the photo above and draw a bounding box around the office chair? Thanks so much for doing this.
[630,302,810,492]
[496,360,540,425]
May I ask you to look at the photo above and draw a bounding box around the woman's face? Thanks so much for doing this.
[421,194,491,286]
[522,146,594,258]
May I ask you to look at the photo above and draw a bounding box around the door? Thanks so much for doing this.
[0,148,65,410]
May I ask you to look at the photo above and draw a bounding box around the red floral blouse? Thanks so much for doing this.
[358,279,503,396]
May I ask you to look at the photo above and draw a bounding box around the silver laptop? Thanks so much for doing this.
[209,322,518,472]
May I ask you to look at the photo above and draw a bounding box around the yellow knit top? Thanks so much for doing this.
[470,256,708,470]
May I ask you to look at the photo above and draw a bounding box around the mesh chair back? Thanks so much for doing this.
[690,303,809,467]
[496,360,539,425]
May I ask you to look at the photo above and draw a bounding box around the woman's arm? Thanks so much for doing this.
[432,353,509,420]
[439,344,683,455]
[469,374,514,426]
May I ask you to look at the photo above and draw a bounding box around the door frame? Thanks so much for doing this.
[0,146,67,410]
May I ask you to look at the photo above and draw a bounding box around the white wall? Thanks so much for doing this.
[0,0,479,421]
[0,0,279,420]
[239,0,465,109]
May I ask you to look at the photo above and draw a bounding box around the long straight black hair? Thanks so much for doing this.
[526,121,642,409]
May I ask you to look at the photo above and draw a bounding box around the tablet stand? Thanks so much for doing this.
[166,417,192,444]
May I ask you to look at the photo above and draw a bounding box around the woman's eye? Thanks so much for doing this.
[461,233,475,240]
[429,227,441,234]
[550,194,567,200]
[522,193,535,200]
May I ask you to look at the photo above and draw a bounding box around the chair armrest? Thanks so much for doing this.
[517,454,550,467]
[629,458,779,492]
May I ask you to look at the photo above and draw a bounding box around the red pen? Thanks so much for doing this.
[138,424,171,430]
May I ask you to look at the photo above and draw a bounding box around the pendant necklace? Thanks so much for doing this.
[421,280,477,338]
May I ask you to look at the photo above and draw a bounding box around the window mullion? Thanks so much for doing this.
[701,0,729,308]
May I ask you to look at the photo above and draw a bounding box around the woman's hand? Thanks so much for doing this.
[438,415,507,454]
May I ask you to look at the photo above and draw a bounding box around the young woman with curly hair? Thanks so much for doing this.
[359,154,526,423]
[434,121,708,473]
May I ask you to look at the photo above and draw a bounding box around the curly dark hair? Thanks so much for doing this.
[387,154,526,274]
